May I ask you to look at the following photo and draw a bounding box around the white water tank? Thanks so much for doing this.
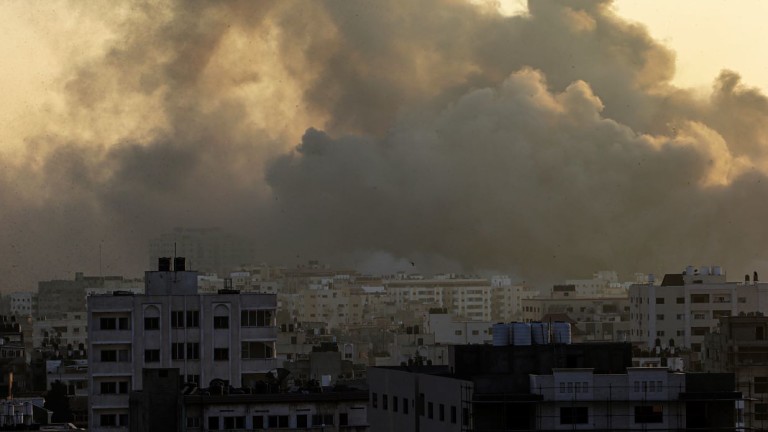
[492,323,510,346]
[510,322,532,346]
[552,322,572,344]
[531,322,549,344]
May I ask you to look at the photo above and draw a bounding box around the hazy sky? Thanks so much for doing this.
[2,0,768,289]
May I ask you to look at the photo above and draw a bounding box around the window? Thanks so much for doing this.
[186,342,200,360]
[296,415,308,428]
[171,343,184,360]
[393,396,399,412]
[372,392,378,408]
[101,414,117,427]
[655,297,665,304]
[635,405,663,423]
[118,317,130,329]
[312,414,333,426]
[676,314,685,320]
[186,417,200,428]
[656,314,664,321]
[213,316,229,329]
[656,331,665,337]
[186,374,199,384]
[755,377,768,393]
[560,382,565,393]
[208,416,219,430]
[676,297,685,304]
[451,406,457,424]
[691,343,702,352]
[756,403,768,421]
[692,327,710,336]
[100,348,129,363]
[462,407,469,426]
[739,297,747,303]
[100,350,117,362]
[383,394,388,410]
[186,310,200,327]
[252,416,263,428]
[171,311,185,328]
[144,317,160,330]
[690,294,709,303]
[439,404,445,421]
[242,341,274,359]
[713,310,731,319]
[677,330,685,336]
[144,349,160,362]
[339,413,348,426]
[100,382,117,394]
[241,309,274,327]
[455,330,462,335]
[223,416,245,429]
[100,317,116,330]
[213,348,229,361]
[634,381,640,392]
[428,402,434,419]
[758,327,765,341]
[560,407,588,424]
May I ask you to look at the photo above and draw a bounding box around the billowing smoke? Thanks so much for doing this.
[3,0,768,289]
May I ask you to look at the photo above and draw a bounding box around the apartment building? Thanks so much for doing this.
[704,315,768,430]
[384,278,492,321]
[130,368,369,432]
[87,258,278,432]
[629,266,768,354]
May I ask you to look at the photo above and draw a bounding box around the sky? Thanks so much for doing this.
[2,0,768,290]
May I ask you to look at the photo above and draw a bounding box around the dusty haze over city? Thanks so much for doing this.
[2,0,768,289]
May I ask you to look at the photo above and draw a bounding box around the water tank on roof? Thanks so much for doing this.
[492,323,510,346]
[552,322,572,344]
[531,322,549,344]
[714,266,722,276]
[510,322,532,346]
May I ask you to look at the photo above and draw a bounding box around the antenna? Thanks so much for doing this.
[99,243,103,278]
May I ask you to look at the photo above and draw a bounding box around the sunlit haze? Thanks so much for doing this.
[2,0,768,289]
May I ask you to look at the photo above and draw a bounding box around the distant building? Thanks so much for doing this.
[87,258,278,432]
[38,273,142,319]
[148,227,255,275]
[629,265,768,359]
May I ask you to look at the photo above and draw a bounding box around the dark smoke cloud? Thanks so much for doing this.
[3,0,768,290]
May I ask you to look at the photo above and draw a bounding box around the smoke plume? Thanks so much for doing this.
[3,0,768,289]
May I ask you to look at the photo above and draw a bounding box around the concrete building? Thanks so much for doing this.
[703,314,768,430]
[369,343,742,432]
[629,266,768,357]
[4,291,36,317]
[425,310,491,345]
[87,258,278,432]
[38,273,143,319]
[129,368,369,432]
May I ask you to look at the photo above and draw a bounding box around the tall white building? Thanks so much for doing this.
[629,265,768,355]
[87,258,278,432]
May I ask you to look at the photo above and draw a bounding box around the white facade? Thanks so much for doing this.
[8,292,35,316]
[629,266,768,352]
[87,266,278,432]
[530,367,686,430]
[425,312,491,345]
